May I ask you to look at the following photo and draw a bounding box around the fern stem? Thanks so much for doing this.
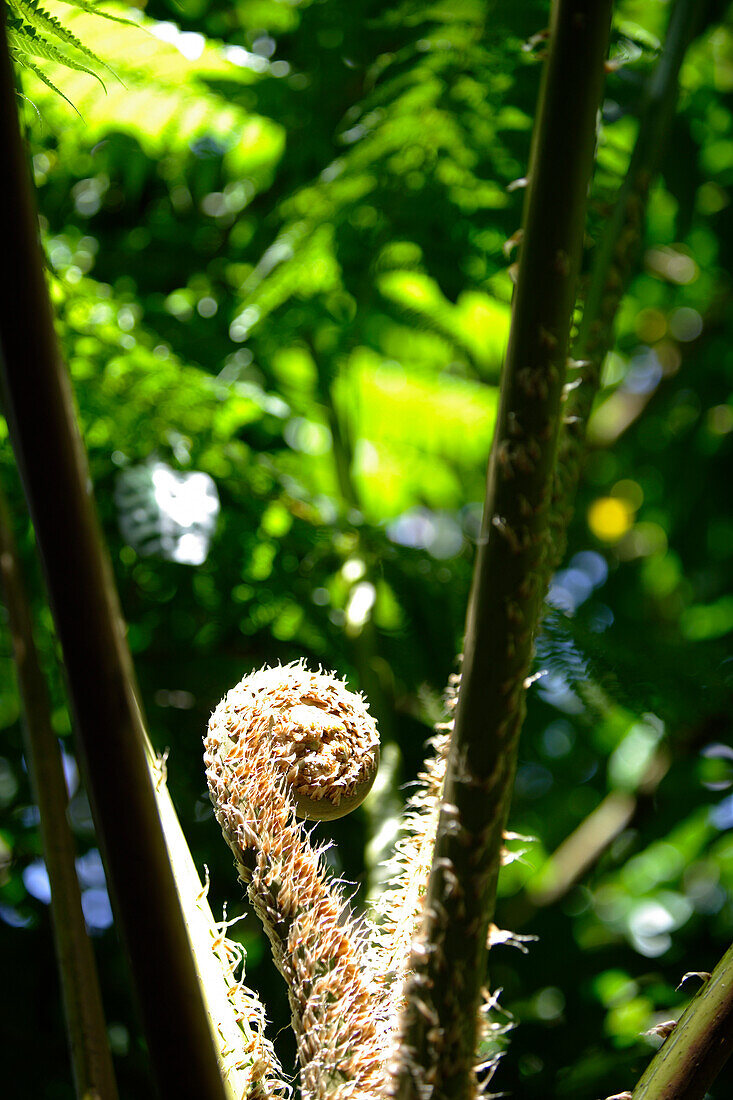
[146,746,289,1100]
[0,13,228,1097]
[549,0,715,570]
[631,943,733,1100]
[0,479,119,1100]
[391,4,612,1098]
[205,665,387,1100]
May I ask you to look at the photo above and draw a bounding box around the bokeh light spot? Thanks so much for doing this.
[588,497,634,543]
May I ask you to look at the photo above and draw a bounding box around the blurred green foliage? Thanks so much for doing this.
[0,0,732,1096]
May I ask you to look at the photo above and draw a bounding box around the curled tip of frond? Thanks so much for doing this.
[207,660,380,821]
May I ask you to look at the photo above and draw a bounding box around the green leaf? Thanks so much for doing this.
[7,11,106,89]
[9,43,85,110]
[11,0,116,79]
[20,4,285,181]
[53,0,140,28]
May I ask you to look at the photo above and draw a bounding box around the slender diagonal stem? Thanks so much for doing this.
[146,747,289,1100]
[0,481,118,1100]
[632,943,733,1100]
[548,0,715,571]
[391,4,613,1099]
[0,14,227,1097]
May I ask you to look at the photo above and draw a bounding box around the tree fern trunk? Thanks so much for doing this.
[0,13,226,1097]
[392,3,613,1098]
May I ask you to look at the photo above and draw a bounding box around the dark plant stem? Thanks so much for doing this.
[632,942,733,1100]
[0,15,226,1098]
[548,0,714,570]
[0,481,118,1100]
[391,4,612,1098]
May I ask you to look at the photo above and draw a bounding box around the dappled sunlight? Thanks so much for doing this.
[116,460,220,565]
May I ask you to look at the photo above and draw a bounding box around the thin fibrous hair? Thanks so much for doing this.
[368,677,457,1011]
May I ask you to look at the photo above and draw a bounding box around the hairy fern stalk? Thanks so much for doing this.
[204,663,520,1099]
[205,662,388,1100]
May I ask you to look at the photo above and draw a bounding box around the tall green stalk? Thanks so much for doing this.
[0,12,227,1097]
[632,943,733,1100]
[391,3,612,1098]
[0,481,118,1100]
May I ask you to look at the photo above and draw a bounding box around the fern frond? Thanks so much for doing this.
[54,0,140,28]
[205,663,389,1100]
[7,9,106,89]
[18,6,284,184]
[8,46,82,113]
[12,0,115,79]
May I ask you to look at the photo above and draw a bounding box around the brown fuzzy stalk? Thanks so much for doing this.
[204,662,387,1100]
[370,680,457,1008]
[370,677,515,1095]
